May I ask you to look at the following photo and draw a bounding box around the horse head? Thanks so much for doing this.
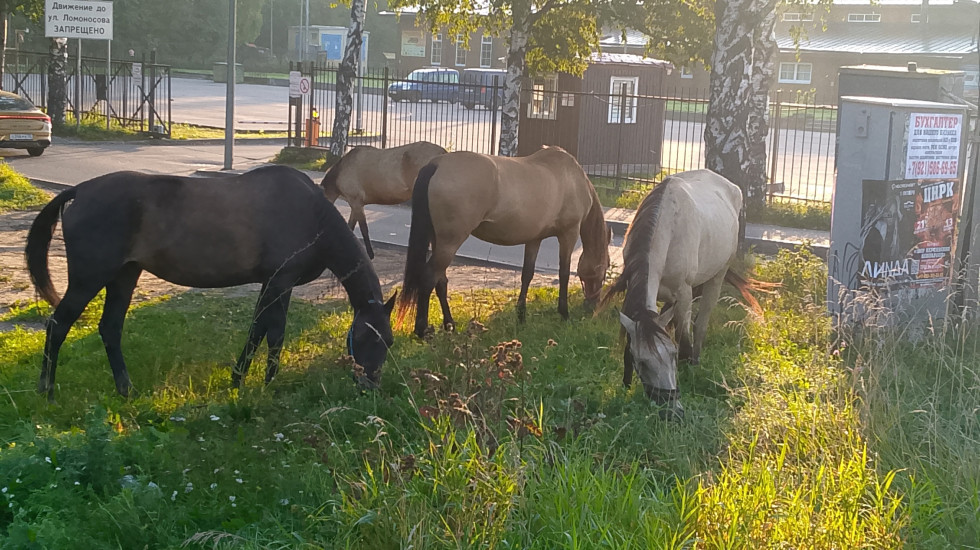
[619,309,684,420]
[349,293,397,389]
[578,217,611,306]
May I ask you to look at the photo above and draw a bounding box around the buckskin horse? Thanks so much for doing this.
[321,141,447,259]
[599,169,764,420]
[26,165,394,400]
[396,146,611,338]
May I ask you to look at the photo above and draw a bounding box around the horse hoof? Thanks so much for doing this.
[657,401,685,422]
[443,321,456,333]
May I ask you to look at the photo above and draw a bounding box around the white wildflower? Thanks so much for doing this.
[44,456,52,463]
[228,495,236,502]
[210,483,218,490]
[235,478,243,484]
[171,491,178,501]
[280,499,289,506]
[184,482,194,493]
[210,415,220,421]
[169,416,186,422]
[274,433,285,442]
[74,481,80,486]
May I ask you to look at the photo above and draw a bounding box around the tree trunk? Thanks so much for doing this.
[705,0,770,249]
[48,37,69,128]
[745,4,777,219]
[498,2,531,157]
[330,0,366,158]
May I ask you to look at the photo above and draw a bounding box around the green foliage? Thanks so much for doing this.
[748,199,832,231]
[54,114,288,141]
[3,251,977,546]
[271,146,338,171]
[0,162,48,212]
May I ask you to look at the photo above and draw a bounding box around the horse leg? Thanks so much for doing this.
[98,264,142,398]
[423,237,465,337]
[674,286,695,363]
[350,203,375,259]
[232,282,273,387]
[557,230,577,320]
[623,332,635,387]
[262,285,294,384]
[38,283,103,401]
[691,271,726,365]
[517,240,542,323]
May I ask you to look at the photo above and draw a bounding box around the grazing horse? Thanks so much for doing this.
[599,170,758,420]
[396,146,611,338]
[26,165,395,401]
[321,141,447,259]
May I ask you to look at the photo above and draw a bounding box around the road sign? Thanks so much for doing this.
[289,71,301,98]
[45,0,114,40]
[299,76,311,99]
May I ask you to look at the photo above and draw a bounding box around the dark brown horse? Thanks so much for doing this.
[396,147,611,338]
[26,165,394,400]
[321,141,447,259]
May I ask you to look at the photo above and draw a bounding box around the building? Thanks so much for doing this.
[518,53,673,174]
[287,25,370,66]
[379,9,508,74]
[662,0,980,102]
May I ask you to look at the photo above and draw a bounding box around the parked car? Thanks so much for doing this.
[387,67,460,103]
[459,68,507,110]
[0,91,51,157]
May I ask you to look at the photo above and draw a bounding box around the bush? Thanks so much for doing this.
[0,163,49,211]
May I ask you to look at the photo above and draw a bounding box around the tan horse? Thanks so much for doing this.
[321,141,447,259]
[599,169,764,420]
[396,146,611,338]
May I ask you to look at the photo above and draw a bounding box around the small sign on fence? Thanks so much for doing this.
[45,0,114,40]
[131,62,141,79]
[289,71,302,98]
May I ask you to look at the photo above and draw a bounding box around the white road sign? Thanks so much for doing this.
[289,71,302,98]
[45,0,114,40]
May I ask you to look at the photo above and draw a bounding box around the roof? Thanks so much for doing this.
[778,23,978,55]
[598,29,649,49]
[588,52,673,69]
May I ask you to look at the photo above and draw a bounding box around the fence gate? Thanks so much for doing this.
[2,50,171,137]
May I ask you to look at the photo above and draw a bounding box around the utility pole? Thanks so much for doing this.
[224,0,236,170]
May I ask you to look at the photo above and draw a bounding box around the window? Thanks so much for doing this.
[430,33,442,65]
[911,13,923,23]
[455,35,467,66]
[679,66,694,79]
[480,35,493,68]
[608,76,638,124]
[778,62,812,84]
[847,13,881,22]
[782,12,812,22]
[528,75,558,119]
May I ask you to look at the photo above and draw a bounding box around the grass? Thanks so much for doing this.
[0,163,49,212]
[54,114,288,141]
[1,245,977,546]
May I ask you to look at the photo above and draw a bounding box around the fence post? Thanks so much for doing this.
[490,76,500,155]
[768,89,782,203]
[381,67,389,149]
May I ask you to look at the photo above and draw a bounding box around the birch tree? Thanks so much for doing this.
[330,0,367,157]
[47,37,68,127]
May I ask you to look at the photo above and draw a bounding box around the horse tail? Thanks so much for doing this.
[724,269,779,316]
[595,274,629,315]
[395,163,438,329]
[26,187,77,307]
[320,162,342,203]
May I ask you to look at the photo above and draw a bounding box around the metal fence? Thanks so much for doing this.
[2,50,172,137]
[292,64,838,204]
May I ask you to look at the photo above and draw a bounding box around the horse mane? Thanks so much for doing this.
[598,177,674,317]
[579,182,609,262]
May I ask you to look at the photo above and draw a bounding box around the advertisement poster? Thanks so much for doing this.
[401,30,425,57]
[860,179,959,290]
[906,112,962,179]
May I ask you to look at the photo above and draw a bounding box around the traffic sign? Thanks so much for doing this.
[45,0,114,40]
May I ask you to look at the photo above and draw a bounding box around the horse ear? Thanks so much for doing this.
[384,292,398,316]
[618,311,637,334]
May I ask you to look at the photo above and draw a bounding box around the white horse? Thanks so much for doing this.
[600,169,758,420]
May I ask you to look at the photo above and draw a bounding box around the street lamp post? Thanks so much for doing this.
[224,0,236,170]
